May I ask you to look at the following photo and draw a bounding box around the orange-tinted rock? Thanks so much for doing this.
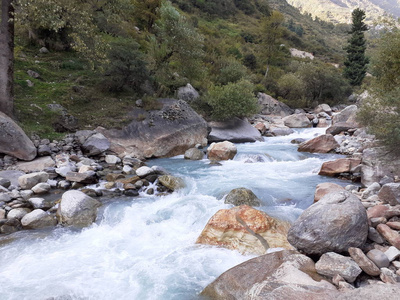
[298,134,339,153]
[318,158,361,177]
[207,141,237,161]
[387,222,400,231]
[367,205,390,219]
[314,183,345,202]
[196,205,292,255]
[377,224,400,249]
[255,122,267,135]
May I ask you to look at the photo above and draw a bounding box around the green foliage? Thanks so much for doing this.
[205,80,259,120]
[215,57,248,85]
[343,9,369,86]
[103,39,150,93]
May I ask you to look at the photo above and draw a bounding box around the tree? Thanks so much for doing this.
[0,0,14,118]
[343,8,369,86]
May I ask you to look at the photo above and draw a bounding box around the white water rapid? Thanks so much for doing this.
[0,128,350,300]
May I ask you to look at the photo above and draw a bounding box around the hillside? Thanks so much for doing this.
[286,0,400,24]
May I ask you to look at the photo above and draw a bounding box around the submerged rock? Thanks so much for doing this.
[224,188,261,207]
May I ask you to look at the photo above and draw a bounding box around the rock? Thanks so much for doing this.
[368,227,385,244]
[18,172,49,190]
[208,117,262,143]
[105,173,125,182]
[122,165,134,174]
[283,113,312,128]
[47,104,78,132]
[122,156,144,168]
[37,144,52,156]
[176,83,199,103]
[207,141,237,161]
[57,190,101,227]
[65,171,98,184]
[378,183,400,206]
[21,209,57,229]
[0,209,5,219]
[99,99,208,158]
[136,166,154,178]
[196,205,292,255]
[28,197,53,210]
[318,158,361,177]
[39,47,49,54]
[348,247,381,276]
[315,104,332,115]
[0,178,11,189]
[158,175,185,191]
[0,193,11,202]
[224,188,261,207]
[268,126,294,136]
[287,191,368,255]
[254,122,267,134]
[81,133,110,156]
[387,221,400,230]
[326,122,358,136]
[15,156,56,173]
[385,246,400,262]
[105,155,121,165]
[0,218,21,234]
[380,268,399,284]
[257,93,294,117]
[0,111,37,160]
[31,182,51,194]
[332,105,358,126]
[201,250,338,300]
[315,252,362,283]
[27,69,40,78]
[7,208,31,220]
[314,183,345,202]
[298,134,339,153]
[362,182,382,199]
[184,148,204,160]
[367,249,390,268]
[377,223,400,249]
[78,165,94,173]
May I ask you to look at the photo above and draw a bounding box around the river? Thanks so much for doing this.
[0,128,349,300]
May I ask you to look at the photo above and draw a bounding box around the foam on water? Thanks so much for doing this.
[0,128,348,300]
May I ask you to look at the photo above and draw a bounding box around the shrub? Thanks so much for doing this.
[205,80,259,120]
[216,58,248,85]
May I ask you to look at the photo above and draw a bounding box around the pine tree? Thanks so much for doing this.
[343,8,369,86]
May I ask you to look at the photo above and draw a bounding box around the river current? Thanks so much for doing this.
[0,128,348,300]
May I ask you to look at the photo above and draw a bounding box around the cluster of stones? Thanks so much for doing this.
[0,130,184,234]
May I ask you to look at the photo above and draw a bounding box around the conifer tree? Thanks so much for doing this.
[343,8,369,86]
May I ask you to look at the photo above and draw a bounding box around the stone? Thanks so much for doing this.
[27,70,40,78]
[385,246,400,262]
[315,103,332,115]
[254,122,267,135]
[387,221,400,230]
[378,183,400,206]
[37,144,52,156]
[122,165,134,174]
[39,47,49,54]
[81,133,110,156]
[224,188,261,207]
[0,208,5,219]
[268,126,294,136]
[99,99,208,158]
[105,155,121,165]
[105,173,125,182]
[257,93,294,117]
[136,166,154,178]
[208,117,262,143]
[21,209,57,229]
[314,182,345,202]
[283,113,312,128]
[47,104,78,132]
[315,252,362,283]
[367,205,390,219]
[201,250,337,300]
[196,205,292,255]
[28,197,53,210]
[362,182,382,199]
[318,158,361,177]
[207,141,237,161]
[367,249,390,268]
[298,134,339,153]
[326,122,358,136]
[31,182,51,194]
[78,165,94,173]
[57,190,101,227]
[332,105,358,125]
[287,191,368,255]
[18,172,49,190]
[368,227,385,244]
[380,268,399,284]
[0,111,37,160]
[7,208,31,220]
[377,223,400,249]
[184,148,204,160]
[65,171,98,184]
[15,156,56,173]
[0,178,11,189]
[158,175,185,191]
[176,83,199,103]
[0,193,11,202]
[122,156,144,168]
[348,247,381,276]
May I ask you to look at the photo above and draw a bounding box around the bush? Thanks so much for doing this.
[205,80,259,120]
[216,58,248,85]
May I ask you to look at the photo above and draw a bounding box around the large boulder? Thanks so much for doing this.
[314,183,345,202]
[201,250,338,300]
[57,190,101,227]
[326,122,358,135]
[287,191,368,255]
[81,133,110,156]
[298,134,339,153]
[207,141,237,161]
[315,104,332,115]
[378,183,400,206]
[100,99,208,158]
[176,83,199,103]
[257,93,294,117]
[208,117,262,143]
[196,205,292,255]
[318,158,361,177]
[21,209,57,229]
[0,111,37,160]
[332,105,358,126]
[18,172,49,190]
[15,156,55,173]
[224,187,261,206]
[283,114,312,128]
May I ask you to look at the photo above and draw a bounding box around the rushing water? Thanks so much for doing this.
[0,128,349,300]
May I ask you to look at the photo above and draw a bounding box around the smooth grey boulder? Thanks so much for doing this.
[326,122,358,135]
[287,191,368,255]
[283,114,312,128]
[315,104,332,115]
[18,172,49,190]
[0,111,37,161]
[100,99,207,158]
[15,156,55,173]
[315,252,362,283]
[257,93,294,117]
[332,105,358,125]
[176,83,199,103]
[28,197,54,210]
[184,148,204,160]
[81,133,110,156]
[378,183,400,206]
[7,208,31,220]
[21,209,57,229]
[57,190,101,227]
[31,182,51,194]
[208,117,262,143]
[136,166,154,178]
[224,187,261,207]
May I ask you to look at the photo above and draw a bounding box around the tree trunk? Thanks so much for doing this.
[0,0,14,118]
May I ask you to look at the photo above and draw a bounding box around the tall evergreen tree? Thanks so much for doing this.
[343,8,369,86]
